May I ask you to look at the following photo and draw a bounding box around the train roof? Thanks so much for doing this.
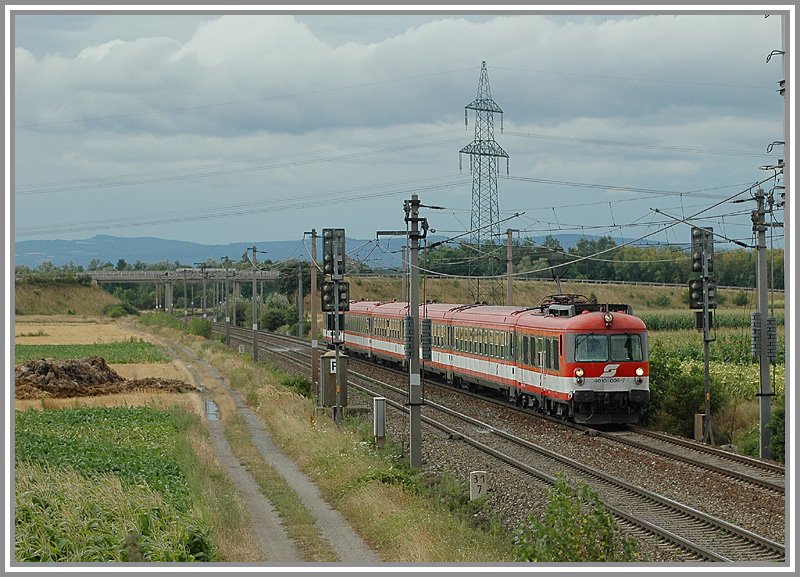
[363,300,409,317]
[515,308,647,332]
[347,300,382,314]
[347,298,646,331]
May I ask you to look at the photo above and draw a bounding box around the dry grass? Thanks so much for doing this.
[111,361,190,381]
[14,391,204,415]
[15,316,150,345]
[223,414,339,562]
[14,284,119,316]
[184,430,263,562]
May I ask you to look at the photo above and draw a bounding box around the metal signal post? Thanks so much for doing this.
[689,226,716,445]
[321,228,348,425]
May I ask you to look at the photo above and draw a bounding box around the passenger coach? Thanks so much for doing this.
[327,295,650,425]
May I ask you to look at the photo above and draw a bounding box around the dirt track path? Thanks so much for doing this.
[150,334,381,565]
[172,347,302,563]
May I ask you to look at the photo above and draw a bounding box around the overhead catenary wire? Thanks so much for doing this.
[387,175,780,281]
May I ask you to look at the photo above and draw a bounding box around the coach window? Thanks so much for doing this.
[575,334,609,362]
[610,334,643,361]
[537,337,544,367]
[552,338,560,371]
[544,338,552,369]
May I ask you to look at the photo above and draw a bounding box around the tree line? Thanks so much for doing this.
[15,235,785,296]
[418,235,785,289]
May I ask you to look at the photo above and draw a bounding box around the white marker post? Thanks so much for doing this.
[470,471,489,501]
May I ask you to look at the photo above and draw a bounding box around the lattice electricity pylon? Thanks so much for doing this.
[459,61,509,304]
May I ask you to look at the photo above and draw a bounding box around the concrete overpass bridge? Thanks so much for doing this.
[89,268,280,314]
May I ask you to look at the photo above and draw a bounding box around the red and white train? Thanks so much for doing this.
[327,294,649,425]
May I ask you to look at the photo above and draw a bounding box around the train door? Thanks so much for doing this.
[537,337,545,390]
[367,317,373,358]
[446,325,454,383]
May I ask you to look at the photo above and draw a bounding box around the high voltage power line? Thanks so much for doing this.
[15,176,470,237]
[503,131,772,158]
[16,132,468,196]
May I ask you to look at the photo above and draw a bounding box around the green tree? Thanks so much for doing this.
[513,471,638,562]
[647,340,729,437]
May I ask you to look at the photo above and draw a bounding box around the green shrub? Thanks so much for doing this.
[188,318,212,339]
[733,290,750,307]
[104,304,129,318]
[767,396,785,463]
[644,341,728,435]
[737,424,760,458]
[261,307,289,332]
[140,311,184,330]
[512,471,638,562]
[279,374,313,397]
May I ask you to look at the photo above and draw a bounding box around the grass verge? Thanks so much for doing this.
[223,413,339,561]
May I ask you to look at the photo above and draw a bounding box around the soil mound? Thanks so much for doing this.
[15,356,196,399]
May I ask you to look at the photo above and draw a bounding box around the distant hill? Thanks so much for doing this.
[13,233,632,270]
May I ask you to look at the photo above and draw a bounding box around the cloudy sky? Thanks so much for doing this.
[11,8,787,257]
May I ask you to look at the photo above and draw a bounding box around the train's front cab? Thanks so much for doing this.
[560,304,650,425]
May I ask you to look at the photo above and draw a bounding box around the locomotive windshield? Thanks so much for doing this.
[575,334,644,362]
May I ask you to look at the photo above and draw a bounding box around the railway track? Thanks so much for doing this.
[214,323,785,494]
[212,323,785,563]
[606,427,785,494]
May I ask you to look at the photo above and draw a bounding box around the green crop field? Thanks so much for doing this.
[649,327,785,366]
[15,341,170,364]
[15,406,218,562]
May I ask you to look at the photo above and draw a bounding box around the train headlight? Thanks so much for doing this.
[635,367,644,377]
[603,312,614,327]
[574,367,584,385]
